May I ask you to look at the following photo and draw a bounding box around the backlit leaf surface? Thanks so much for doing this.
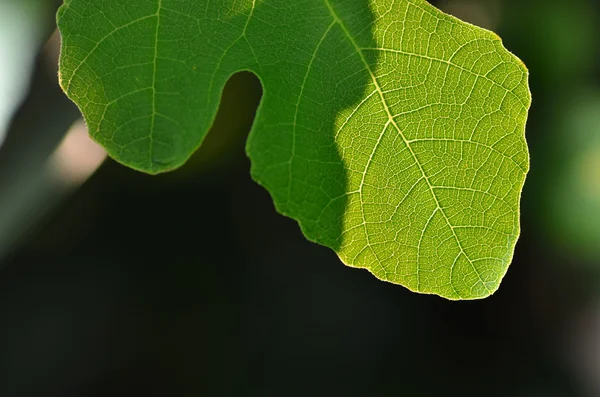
[57,0,531,299]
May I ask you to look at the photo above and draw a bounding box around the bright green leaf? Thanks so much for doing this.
[57,0,531,299]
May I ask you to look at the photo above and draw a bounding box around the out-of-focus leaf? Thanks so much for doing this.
[548,92,600,261]
[0,0,49,146]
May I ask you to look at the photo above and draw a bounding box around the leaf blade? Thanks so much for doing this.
[58,0,530,299]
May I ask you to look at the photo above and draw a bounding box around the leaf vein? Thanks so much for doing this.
[324,0,491,294]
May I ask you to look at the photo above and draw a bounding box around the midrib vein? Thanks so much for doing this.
[149,0,163,170]
[323,0,489,294]
[289,21,336,200]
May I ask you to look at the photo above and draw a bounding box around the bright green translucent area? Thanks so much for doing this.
[57,0,530,299]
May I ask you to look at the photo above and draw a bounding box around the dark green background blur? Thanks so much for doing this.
[0,0,599,396]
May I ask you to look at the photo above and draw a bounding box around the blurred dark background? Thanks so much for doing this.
[0,0,599,396]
